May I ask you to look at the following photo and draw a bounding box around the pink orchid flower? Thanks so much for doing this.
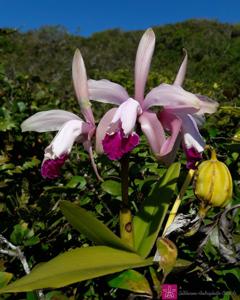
[156,50,219,168]
[88,28,166,161]
[21,49,101,180]
[88,28,218,164]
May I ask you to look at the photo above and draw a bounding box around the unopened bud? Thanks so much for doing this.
[194,149,232,216]
[154,237,177,279]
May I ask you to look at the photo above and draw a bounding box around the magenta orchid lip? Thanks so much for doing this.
[102,129,140,160]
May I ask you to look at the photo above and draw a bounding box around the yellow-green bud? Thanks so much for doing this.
[154,237,178,279]
[194,149,232,214]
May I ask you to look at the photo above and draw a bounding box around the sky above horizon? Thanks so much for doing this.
[0,0,239,36]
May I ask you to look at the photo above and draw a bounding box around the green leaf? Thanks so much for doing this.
[108,269,152,296]
[0,272,13,288]
[10,222,39,246]
[0,246,153,293]
[149,267,161,295]
[173,258,193,272]
[101,180,121,196]
[133,162,180,257]
[60,201,134,252]
[45,291,68,300]
[66,176,86,189]
[26,292,38,300]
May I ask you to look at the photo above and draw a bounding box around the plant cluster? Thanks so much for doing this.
[0,22,239,300]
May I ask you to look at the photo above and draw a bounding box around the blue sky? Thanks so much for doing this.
[0,0,239,36]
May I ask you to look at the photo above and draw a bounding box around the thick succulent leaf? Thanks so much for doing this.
[60,201,134,252]
[0,246,153,293]
[133,162,180,257]
[107,269,152,296]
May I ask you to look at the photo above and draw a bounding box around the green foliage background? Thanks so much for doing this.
[0,20,239,299]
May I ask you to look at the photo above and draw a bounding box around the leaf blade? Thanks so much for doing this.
[60,200,134,252]
[107,269,152,295]
[133,162,180,257]
[0,246,153,293]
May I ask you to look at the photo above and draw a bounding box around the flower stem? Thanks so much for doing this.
[163,169,195,236]
[120,154,133,247]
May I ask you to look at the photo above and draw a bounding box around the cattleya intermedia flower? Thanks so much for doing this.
[88,29,218,166]
[157,51,218,168]
[21,49,101,180]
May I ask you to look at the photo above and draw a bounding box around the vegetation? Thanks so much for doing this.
[0,20,239,299]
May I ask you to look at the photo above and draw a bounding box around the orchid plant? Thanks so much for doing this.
[0,28,221,298]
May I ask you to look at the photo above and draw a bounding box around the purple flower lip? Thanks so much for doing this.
[184,146,202,169]
[41,154,68,179]
[102,129,139,160]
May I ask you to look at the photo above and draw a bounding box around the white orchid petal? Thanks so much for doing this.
[158,110,182,165]
[174,49,188,86]
[135,28,155,102]
[45,119,89,159]
[144,84,201,110]
[21,110,82,132]
[196,94,219,114]
[88,79,129,105]
[139,111,166,154]
[110,98,141,136]
[181,114,205,152]
[96,108,118,154]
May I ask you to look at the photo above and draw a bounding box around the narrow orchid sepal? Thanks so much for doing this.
[134,28,155,103]
[72,49,95,125]
[174,49,188,86]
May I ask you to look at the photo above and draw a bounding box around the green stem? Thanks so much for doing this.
[121,154,129,207]
[163,169,195,236]
[119,154,133,247]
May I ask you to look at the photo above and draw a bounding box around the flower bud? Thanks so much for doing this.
[154,237,178,278]
[194,149,232,213]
